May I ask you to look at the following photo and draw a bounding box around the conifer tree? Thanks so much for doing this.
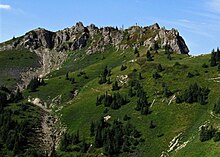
[146,51,153,61]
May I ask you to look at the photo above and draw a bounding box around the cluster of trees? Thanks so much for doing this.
[59,130,89,154]
[96,92,129,110]
[0,102,44,156]
[27,77,45,92]
[91,118,142,156]
[98,66,111,84]
[135,85,151,115]
[200,125,220,142]
[176,83,210,105]
[128,79,151,115]
[210,48,220,67]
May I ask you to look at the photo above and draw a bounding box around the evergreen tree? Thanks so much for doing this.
[123,114,130,121]
[153,72,161,79]
[138,72,143,80]
[0,92,7,110]
[112,81,120,91]
[120,65,127,71]
[210,50,217,67]
[213,98,220,114]
[128,87,135,97]
[163,85,172,97]
[98,74,107,84]
[213,132,220,142]
[65,72,69,80]
[202,63,209,68]
[157,64,164,72]
[167,52,172,60]
[149,120,156,129]
[146,51,153,61]
[134,47,139,54]
[107,78,111,84]
[90,121,95,137]
[81,137,88,153]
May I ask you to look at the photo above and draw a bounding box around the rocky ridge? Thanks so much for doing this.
[0,22,189,89]
[0,22,189,54]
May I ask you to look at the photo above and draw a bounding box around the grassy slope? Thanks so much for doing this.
[24,47,220,156]
[0,49,40,88]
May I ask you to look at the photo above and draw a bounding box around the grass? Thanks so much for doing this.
[0,49,40,88]
[21,46,220,156]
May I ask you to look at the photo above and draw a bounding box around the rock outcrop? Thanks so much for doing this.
[0,22,189,89]
[0,22,189,55]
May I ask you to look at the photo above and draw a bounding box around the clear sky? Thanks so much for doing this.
[0,0,220,55]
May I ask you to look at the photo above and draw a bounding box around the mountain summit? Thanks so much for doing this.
[0,22,189,54]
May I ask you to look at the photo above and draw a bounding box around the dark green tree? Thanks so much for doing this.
[153,72,161,79]
[112,81,120,91]
[90,121,95,137]
[157,64,164,72]
[138,72,143,80]
[213,98,220,114]
[120,65,127,71]
[65,72,69,80]
[210,50,217,67]
[146,51,153,61]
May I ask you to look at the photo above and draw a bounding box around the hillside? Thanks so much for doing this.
[0,23,220,157]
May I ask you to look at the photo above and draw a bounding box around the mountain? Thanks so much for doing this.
[0,22,189,54]
[0,22,220,157]
[0,22,189,90]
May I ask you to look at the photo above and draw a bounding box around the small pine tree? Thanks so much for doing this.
[123,114,130,121]
[138,72,143,80]
[128,87,135,97]
[149,120,156,129]
[146,51,153,61]
[134,47,139,54]
[210,50,217,67]
[65,72,69,80]
[112,81,120,91]
[153,72,161,79]
[167,52,172,60]
[157,64,164,72]
[90,121,95,137]
[98,75,107,84]
[120,65,127,71]
[202,63,209,68]
[107,78,111,84]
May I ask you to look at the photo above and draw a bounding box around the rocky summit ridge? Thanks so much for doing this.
[0,22,189,89]
[0,22,189,54]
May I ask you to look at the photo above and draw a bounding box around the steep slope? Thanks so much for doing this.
[22,45,220,157]
[4,22,220,157]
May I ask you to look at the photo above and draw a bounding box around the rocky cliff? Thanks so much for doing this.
[0,22,189,54]
[0,22,189,89]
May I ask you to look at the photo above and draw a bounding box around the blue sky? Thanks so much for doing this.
[0,0,220,55]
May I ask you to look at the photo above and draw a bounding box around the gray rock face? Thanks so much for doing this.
[0,22,189,54]
[0,22,189,89]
